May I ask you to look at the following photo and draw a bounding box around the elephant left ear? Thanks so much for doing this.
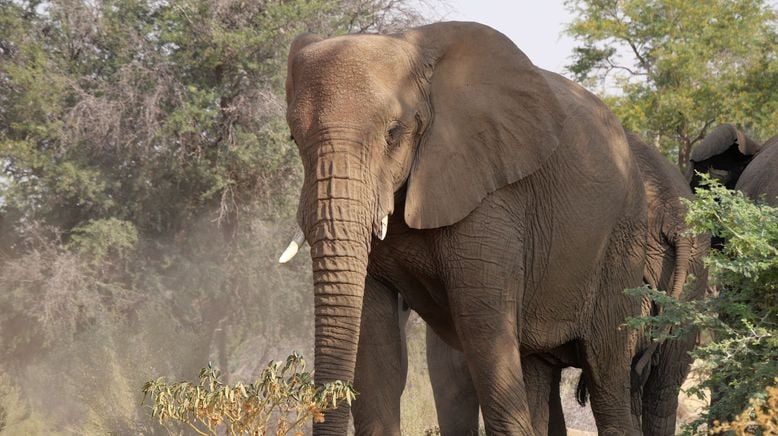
[401,22,565,229]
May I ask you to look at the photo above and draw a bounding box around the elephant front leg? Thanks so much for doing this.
[352,276,406,436]
[451,303,534,435]
[426,327,480,436]
[447,275,536,433]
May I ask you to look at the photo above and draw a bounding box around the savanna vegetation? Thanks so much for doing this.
[0,0,776,434]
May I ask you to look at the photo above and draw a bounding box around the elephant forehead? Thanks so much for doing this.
[292,36,410,90]
[288,39,413,137]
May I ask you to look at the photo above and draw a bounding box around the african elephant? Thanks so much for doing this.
[281,21,647,435]
[425,132,709,436]
[735,135,778,205]
[686,123,762,191]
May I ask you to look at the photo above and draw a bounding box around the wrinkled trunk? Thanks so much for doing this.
[669,236,692,300]
[304,144,373,435]
[641,236,699,436]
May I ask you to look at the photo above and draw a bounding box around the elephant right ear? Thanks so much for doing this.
[286,33,324,107]
[400,22,564,229]
[691,124,761,162]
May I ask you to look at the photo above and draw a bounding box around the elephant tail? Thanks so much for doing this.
[576,373,588,406]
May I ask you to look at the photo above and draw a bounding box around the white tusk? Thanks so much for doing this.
[278,229,306,264]
[378,215,389,240]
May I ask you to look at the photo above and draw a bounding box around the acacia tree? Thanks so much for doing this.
[565,0,778,171]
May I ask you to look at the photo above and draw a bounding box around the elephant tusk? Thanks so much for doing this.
[278,229,306,264]
[378,215,389,240]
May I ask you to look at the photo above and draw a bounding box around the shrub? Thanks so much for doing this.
[142,353,356,435]
[711,378,778,435]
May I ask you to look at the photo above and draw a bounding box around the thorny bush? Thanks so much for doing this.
[142,352,356,435]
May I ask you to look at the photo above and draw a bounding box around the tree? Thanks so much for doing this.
[0,0,433,241]
[565,0,778,171]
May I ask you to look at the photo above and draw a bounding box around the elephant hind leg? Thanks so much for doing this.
[641,331,696,436]
[547,367,566,436]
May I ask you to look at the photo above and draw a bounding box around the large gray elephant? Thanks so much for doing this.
[735,135,778,205]
[426,132,709,435]
[281,21,648,435]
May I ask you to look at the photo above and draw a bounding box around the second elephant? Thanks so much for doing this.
[734,135,778,206]
[425,132,709,436]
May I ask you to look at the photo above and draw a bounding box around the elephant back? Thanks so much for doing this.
[736,139,778,206]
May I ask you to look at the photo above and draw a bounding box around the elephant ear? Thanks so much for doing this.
[400,22,564,229]
[691,124,760,162]
[285,33,324,107]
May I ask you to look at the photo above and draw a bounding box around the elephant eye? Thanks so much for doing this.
[386,122,404,148]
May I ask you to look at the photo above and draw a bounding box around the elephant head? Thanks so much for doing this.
[283,21,563,432]
[687,123,761,191]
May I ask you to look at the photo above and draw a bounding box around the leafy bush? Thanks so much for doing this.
[711,378,778,435]
[628,176,778,434]
[142,353,355,435]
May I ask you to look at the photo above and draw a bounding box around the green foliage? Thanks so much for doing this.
[69,218,138,263]
[629,176,778,433]
[711,378,778,435]
[565,0,778,170]
[142,353,356,435]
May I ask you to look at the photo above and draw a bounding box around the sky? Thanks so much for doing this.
[440,0,577,76]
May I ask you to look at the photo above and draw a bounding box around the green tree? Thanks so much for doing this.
[565,0,778,171]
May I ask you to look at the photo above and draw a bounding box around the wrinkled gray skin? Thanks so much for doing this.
[425,133,709,436]
[285,21,648,435]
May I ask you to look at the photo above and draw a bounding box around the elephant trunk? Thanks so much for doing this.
[669,236,692,300]
[311,235,368,434]
[641,235,699,435]
[303,144,373,434]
